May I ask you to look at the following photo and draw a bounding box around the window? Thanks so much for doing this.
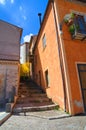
[42,34,46,49]
[65,12,86,40]
[45,70,50,87]
[74,14,86,34]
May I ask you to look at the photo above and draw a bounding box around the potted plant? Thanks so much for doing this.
[64,13,75,26]
[69,24,75,35]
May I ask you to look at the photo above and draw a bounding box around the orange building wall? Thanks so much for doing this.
[55,0,86,114]
[34,2,65,109]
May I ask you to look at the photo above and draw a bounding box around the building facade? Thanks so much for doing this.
[32,0,86,115]
[20,42,29,64]
[29,35,37,79]
[0,20,22,107]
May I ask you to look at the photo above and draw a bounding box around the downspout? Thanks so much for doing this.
[51,0,66,112]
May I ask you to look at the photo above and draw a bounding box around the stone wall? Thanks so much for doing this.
[0,61,19,103]
[0,69,5,102]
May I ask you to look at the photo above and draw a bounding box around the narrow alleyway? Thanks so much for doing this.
[13,80,57,113]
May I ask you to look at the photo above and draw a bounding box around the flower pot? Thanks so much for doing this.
[67,18,73,26]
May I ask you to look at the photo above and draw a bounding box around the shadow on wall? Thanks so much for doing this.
[34,47,47,92]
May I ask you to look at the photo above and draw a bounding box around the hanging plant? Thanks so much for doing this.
[69,24,75,35]
[70,12,75,19]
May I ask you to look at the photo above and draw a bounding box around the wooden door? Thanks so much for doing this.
[78,64,86,111]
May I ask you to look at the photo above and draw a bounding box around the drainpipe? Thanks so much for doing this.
[51,0,66,112]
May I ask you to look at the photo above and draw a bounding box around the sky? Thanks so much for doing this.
[0,0,48,43]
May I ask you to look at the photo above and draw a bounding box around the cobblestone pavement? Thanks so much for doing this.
[0,111,86,130]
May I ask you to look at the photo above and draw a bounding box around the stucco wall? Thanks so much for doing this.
[55,0,86,114]
[34,2,65,109]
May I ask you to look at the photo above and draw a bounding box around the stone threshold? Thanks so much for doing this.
[0,112,11,126]
[13,104,58,113]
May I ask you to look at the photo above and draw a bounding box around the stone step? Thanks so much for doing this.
[19,90,44,94]
[19,85,43,90]
[16,97,51,104]
[16,100,53,105]
[13,81,57,113]
[15,100,54,108]
[13,104,58,114]
[18,93,47,98]
[18,91,29,94]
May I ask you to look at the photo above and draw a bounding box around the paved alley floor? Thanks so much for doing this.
[0,110,86,130]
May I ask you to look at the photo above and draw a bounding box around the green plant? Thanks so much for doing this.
[64,12,75,25]
[66,111,70,114]
[54,105,59,110]
[69,24,75,34]
[64,18,68,23]
[70,12,75,19]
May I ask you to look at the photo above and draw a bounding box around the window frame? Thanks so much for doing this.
[42,33,47,50]
[77,64,86,110]
[74,14,86,34]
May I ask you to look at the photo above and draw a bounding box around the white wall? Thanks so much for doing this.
[20,43,26,64]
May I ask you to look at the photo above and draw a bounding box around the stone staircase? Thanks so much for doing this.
[13,81,58,114]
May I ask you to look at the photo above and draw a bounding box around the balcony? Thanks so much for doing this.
[72,25,86,41]
[64,13,86,41]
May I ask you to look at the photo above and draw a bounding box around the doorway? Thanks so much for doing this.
[38,70,41,86]
[78,64,86,111]
[0,69,6,109]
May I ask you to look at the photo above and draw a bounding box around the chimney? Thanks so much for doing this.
[38,13,42,26]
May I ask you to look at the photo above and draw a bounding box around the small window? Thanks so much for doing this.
[45,69,49,87]
[42,34,46,49]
